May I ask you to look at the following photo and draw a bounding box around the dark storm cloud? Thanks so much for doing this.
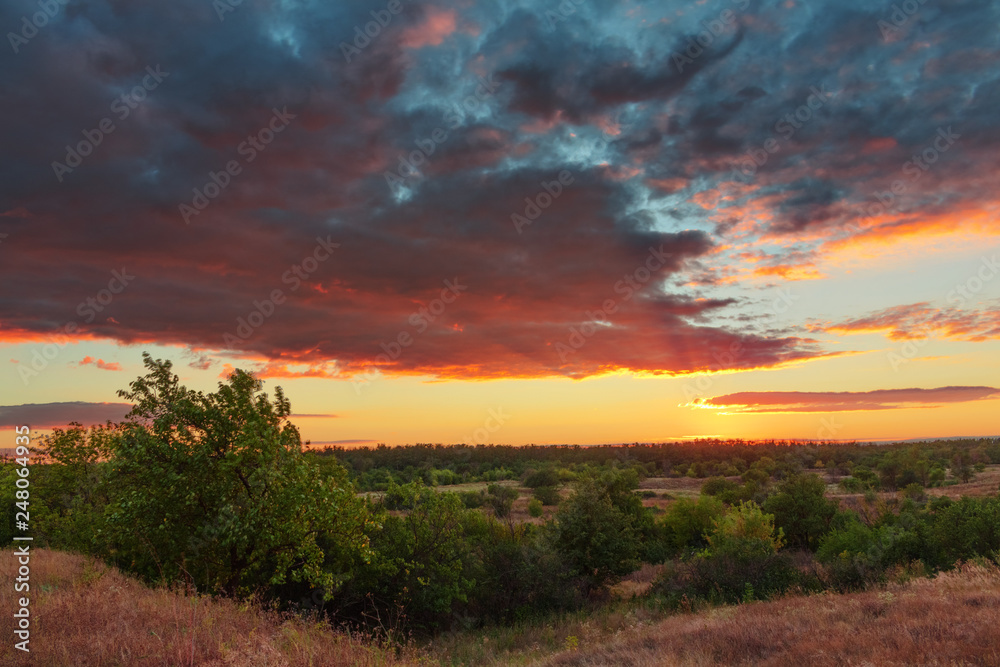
[1,0,997,379]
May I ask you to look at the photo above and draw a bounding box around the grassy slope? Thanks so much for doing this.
[538,562,1000,666]
[3,550,1000,666]
[0,549,411,666]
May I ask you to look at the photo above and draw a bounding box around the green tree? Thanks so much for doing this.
[689,501,794,602]
[950,452,974,483]
[485,483,518,519]
[527,498,544,517]
[352,482,477,631]
[659,494,725,558]
[763,473,837,550]
[550,470,646,594]
[102,354,370,597]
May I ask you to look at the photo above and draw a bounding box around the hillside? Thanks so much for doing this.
[0,549,410,666]
[5,549,1000,666]
[538,562,1000,666]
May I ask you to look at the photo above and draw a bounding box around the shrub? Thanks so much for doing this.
[527,498,543,517]
[762,473,837,550]
[533,485,562,506]
[655,501,794,604]
[930,496,1000,566]
[524,467,561,488]
[701,476,736,497]
[459,489,487,509]
[659,495,725,558]
[486,483,519,519]
[549,470,646,594]
[350,483,476,632]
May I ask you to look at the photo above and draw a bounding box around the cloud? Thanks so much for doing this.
[400,7,458,48]
[78,356,123,371]
[0,402,133,429]
[815,301,1000,342]
[693,386,1000,414]
[0,0,998,382]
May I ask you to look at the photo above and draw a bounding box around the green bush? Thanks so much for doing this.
[533,485,562,506]
[930,496,1000,566]
[658,495,725,558]
[527,498,543,517]
[524,467,561,488]
[350,483,477,632]
[550,470,646,594]
[701,476,736,497]
[762,473,837,550]
[654,501,795,604]
[486,483,519,519]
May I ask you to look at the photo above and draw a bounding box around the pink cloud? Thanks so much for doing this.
[79,356,123,371]
[692,386,1000,414]
[400,8,457,48]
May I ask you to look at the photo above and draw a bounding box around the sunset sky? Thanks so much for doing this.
[1,0,998,446]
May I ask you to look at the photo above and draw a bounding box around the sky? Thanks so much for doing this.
[1,0,998,446]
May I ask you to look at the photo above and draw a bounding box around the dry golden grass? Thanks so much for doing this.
[540,561,1000,666]
[0,549,414,666]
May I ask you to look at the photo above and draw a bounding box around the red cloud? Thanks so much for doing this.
[693,386,1000,414]
[79,356,123,371]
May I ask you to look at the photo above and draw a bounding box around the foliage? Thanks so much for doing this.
[658,495,725,558]
[528,498,544,517]
[99,353,370,597]
[549,469,647,594]
[762,473,837,550]
[533,485,562,506]
[485,483,518,519]
[346,482,477,632]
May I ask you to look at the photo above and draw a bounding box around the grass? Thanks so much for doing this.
[0,549,414,666]
[537,560,1000,666]
[5,549,1000,665]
